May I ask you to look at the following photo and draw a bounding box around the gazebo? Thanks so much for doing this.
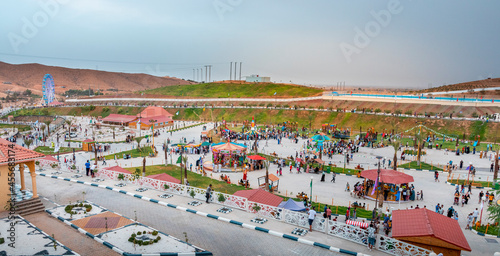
[211,142,247,168]
[360,169,414,202]
[0,138,45,211]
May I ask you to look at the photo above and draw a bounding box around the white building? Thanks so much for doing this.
[245,75,271,83]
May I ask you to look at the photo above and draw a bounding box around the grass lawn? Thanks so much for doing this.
[473,224,500,236]
[102,146,154,160]
[34,146,74,154]
[278,195,373,219]
[398,161,443,171]
[397,137,492,152]
[446,179,494,188]
[141,83,324,98]
[0,123,31,132]
[124,164,249,194]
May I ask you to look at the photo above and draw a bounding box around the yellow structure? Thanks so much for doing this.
[82,139,95,152]
[0,138,45,211]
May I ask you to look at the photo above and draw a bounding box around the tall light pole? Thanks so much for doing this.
[310,176,314,205]
[374,156,383,219]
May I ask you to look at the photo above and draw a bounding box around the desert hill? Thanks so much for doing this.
[420,78,500,93]
[0,61,193,97]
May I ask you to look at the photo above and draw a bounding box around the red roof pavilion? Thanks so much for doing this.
[233,189,283,207]
[147,173,180,184]
[392,208,471,256]
[103,166,132,174]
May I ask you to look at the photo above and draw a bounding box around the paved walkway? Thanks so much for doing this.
[27,174,356,256]
[23,211,117,256]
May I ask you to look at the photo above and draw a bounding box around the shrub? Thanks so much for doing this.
[164,184,169,190]
[0,238,4,244]
[384,109,391,114]
[218,193,226,203]
[471,112,479,118]
[189,190,195,198]
[157,236,161,240]
[394,109,402,115]
[374,108,382,113]
[128,237,134,242]
[152,230,158,236]
[137,231,142,235]
[131,233,136,238]
[118,173,124,180]
[35,160,40,166]
[404,110,412,115]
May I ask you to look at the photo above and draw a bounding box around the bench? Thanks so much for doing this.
[471,183,482,187]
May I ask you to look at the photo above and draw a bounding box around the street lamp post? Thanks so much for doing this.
[310,176,313,205]
[373,156,383,219]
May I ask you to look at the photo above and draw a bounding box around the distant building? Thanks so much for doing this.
[245,75,270,83]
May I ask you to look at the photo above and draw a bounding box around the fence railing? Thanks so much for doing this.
[97,168,432,255]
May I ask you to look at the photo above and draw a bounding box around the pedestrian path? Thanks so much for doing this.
[35,171,377,256]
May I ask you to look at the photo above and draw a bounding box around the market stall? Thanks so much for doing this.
[359,169,415,203]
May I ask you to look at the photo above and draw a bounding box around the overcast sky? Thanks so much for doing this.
[1,0,499,88]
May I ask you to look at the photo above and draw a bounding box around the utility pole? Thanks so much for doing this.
[239,62,242,82]
[234,62,237,81]
[230,62,232,80]
[208,65,212,82]
[205,65,208,82]
[193,69,195,81]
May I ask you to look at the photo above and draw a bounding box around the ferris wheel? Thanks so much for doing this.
[42,74,55,105]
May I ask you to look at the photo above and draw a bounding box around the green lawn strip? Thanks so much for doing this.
[473,224,500,236]
[0,123,31,132]
[398,161,443,171]
[255,153,360,175]
[34,146,74,154]
[100,146,154,160]
[396,137,491,152]
[141,83,323,98]
[123,164,249,195]
[277,195,372,219]
[446,179,494,188]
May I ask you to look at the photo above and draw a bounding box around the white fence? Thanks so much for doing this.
[97,168,432,255]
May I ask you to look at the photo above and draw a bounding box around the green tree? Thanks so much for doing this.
[24,138,33,150]
[134,137,142,150]
[414,131,425,166]
[391,140,400,170]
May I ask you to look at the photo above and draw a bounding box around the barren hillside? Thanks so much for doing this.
[420,78,500,93]
[0,61,193,97]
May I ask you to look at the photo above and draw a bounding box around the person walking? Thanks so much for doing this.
[331,172,336,183]
[479,191,484,203]
[308,206,317,232]
[326,206,332,220]
[472,208,479,224]
[367,223,376,251]
[85,160,90,176]
[205,184,212,203]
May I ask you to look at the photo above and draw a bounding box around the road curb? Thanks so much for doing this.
[38,172,370,256]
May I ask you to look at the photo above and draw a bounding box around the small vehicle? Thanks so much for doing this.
[69,132,77,138]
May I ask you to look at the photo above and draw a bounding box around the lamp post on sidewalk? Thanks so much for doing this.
[373,156,383,219]
[310,176,313,205]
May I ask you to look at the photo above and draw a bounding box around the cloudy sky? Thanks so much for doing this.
[1,0,499,88]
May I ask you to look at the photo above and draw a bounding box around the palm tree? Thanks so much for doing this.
[44,120,51,137]
[65,119,71,136]
[24,138,33,150]
[415,132,425,166]
[134,137,142,150]
[391,140,400,170]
